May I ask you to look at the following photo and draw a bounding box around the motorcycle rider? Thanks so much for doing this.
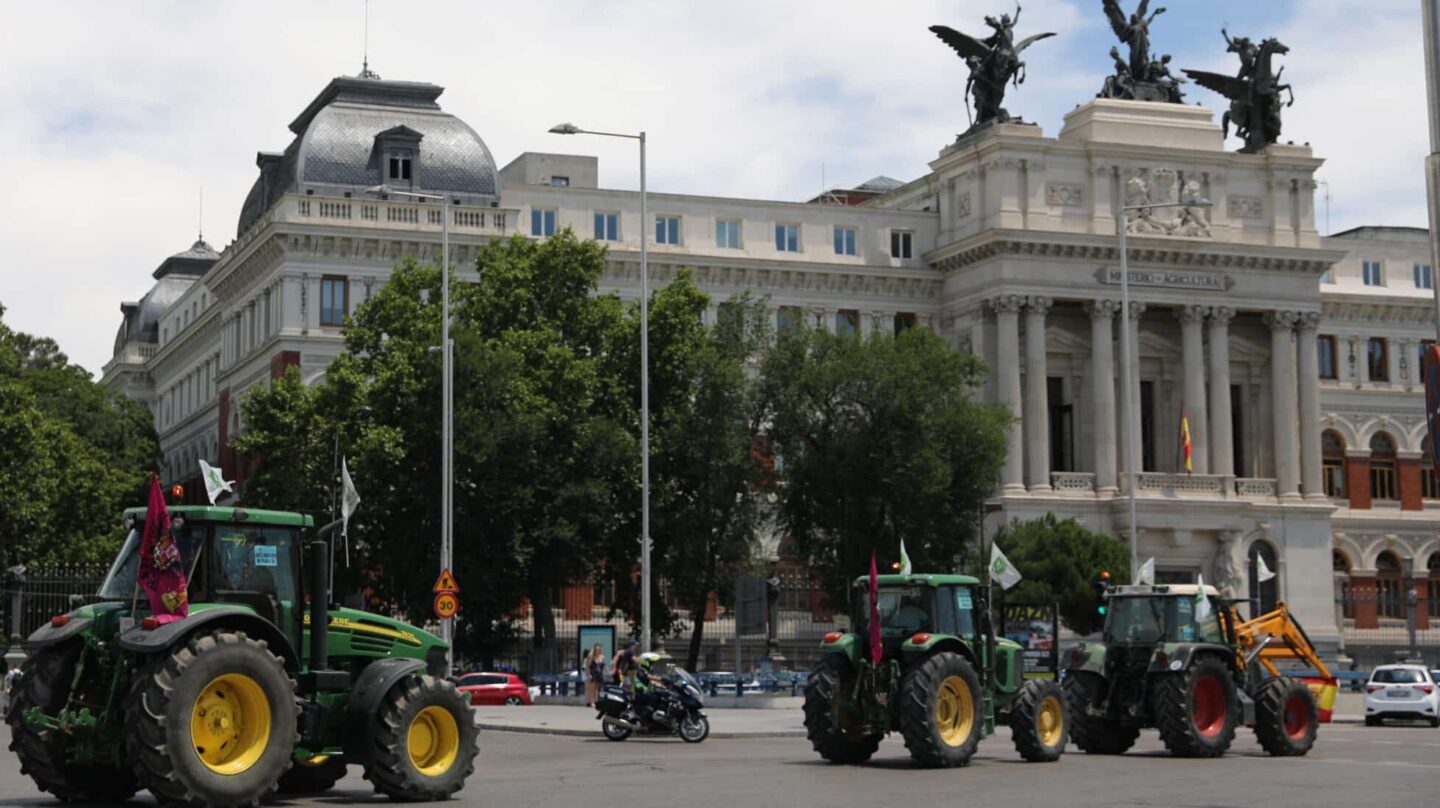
[632,652,670,721]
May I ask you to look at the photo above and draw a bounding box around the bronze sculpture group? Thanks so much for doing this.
[931,1,1296,153]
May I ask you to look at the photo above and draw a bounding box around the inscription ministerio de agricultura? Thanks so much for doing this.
[1096,266,1233,291]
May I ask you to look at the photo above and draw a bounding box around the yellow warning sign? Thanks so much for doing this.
[433,567,459,593]
[434,592,459,620]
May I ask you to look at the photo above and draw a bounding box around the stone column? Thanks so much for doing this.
[1089,301,1121,493]
[1208,307,1236,477]
[1178,305,1211,474]
[1120,302,1147,481]
[1296,312,1326,501]
[1024,296,1053,492]
[1266,311,1301,500]
[993,295,1027,494]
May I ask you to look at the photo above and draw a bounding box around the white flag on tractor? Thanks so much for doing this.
[1194,573,1213,622]
[198,460,234,505]
[1135,557,1156,586]
[898,539,912,575]
[990,543,1023,591]
[340,458,360,565]
[1255,553,1276,583]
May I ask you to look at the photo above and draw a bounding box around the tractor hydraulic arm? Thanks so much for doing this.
[1228,603,1332,680]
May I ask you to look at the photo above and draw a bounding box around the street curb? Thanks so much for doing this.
[474,722,808,739]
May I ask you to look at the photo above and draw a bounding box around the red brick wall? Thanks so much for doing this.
[1345,457,1372,510]
[562,585,592,621]
[270,350,300,380]
[1398,458,1423,511]
[1350,573,1378,629]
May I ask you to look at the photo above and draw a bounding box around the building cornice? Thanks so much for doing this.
[929,230,1347,275]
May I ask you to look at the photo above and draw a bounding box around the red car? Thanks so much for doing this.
[455,672,534,706]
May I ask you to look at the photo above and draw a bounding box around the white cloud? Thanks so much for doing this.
[0,0,1427,374]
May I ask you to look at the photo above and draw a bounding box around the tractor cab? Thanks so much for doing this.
[98,506,308,640]
[1102,585,1226,647]
[849,575,981,659]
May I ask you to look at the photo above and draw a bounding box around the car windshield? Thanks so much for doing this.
[97,526,207,600]
[1372,668,1426,684]
[853,587,934,639]
[1105,595,1223,644]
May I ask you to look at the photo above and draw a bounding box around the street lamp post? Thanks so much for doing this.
[548,123,652,652]
[1116,198,1212,579]
[366,184,453,675]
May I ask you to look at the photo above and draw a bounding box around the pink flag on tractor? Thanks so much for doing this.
[868,551,882,665]
[138,474,189,623]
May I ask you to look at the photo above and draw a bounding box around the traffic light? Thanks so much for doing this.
[1096,571,1112,616]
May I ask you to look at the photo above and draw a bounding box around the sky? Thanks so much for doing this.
[0,0,1430,374]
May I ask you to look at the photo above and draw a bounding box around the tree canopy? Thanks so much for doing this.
[992,514,1131,635]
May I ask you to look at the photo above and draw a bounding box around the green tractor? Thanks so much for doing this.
[6,506,479,806]
[803,573,1068,768]
[1063,583,1321,759]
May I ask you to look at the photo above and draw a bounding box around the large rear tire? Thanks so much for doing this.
[1253,676,1318,757]
[803,654,881,764]
[1155,657,1238,758]
[898,652,983,768]
[276,755,348,794]
[1010,679,1068,762]
[125,630,299,808]
[1062,672,1139,755]
[5,642,139,803]
[361,674,478,801]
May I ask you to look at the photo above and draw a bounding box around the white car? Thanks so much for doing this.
[1364,665,1440,727]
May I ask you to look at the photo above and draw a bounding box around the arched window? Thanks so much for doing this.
[1322,431,1346,498]
[1248,541,1280,617]
[1370,433,1398,501]
[1376,550,1405,619]
[1423,438,1440,500]
[1333,549,1354,619]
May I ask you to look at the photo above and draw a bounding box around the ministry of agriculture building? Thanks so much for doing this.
[101,68,1440,661]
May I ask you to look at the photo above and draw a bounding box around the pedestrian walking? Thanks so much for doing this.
[585,643,606,707]
[613,639,639,694]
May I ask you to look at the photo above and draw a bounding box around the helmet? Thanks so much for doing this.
[637,652,662,671]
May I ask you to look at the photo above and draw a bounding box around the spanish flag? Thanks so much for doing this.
[1181,412,1193,474]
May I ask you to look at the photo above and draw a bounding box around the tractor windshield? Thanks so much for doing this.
[1104,595,1224,645]
[853,587,935,640]
[97,525,208,600]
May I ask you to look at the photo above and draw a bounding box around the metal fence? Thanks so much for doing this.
[3,565,108,649]
[1336,587,1440,667]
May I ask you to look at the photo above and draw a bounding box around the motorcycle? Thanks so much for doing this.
[595,667,710,743]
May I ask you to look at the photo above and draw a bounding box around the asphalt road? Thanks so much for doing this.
[3,724,1437,808]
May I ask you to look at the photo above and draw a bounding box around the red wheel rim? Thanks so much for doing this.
[1283,693,1310,740]
[1192,675,1226,738]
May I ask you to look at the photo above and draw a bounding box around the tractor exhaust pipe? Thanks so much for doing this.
[309,537,329,672]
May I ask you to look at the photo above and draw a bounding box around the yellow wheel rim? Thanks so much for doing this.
[407,706,460,777]
[190,673,271,775]
[935,675,975,747]
[1037,695,1064,747]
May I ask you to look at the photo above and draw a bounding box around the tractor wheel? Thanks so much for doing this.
[1155,656,1238,758]
[276,755,349,794]
[125,629,298,808]
[803,654,882,764]
[1010,679,1068,762]
[361,673,478,801]
[1253,677,1318,757]
[898,651,984,768]
[1061,672,1138,755]
[5,642,139,803]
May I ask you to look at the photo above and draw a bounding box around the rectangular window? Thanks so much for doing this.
[1371,461,1397,500]
[1368,337,1389,382]
[1141,380,1155,472]
[1416,264,1433,289]
[833,226,857,256]
[320,276,349,327]
[1231,385,1246,476]
[776,223,800,253]
[777,306,803,335]
[594,212,619,241]
[531,208,556,237]
[1048,377,1074,473]
[835,309,859,337]
[1323,460,1345,498]
[1362,260,1384,286]
[716,219,741,249]
[894,312,917,334]
[890,230,914,259]
[388,155,412,181]
[656,215,681,245]
[1422,466,1440,500]
[1317,335,1337,380]
[1429,579,1440,620]
[549,176,570,187]
[1377,577,1405,619]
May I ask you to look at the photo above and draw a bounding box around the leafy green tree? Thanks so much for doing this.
[992,514,1130,635]
[761,324,1009,601]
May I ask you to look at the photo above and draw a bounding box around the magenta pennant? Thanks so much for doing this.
[138,475,189,624]
[868,551,882,665]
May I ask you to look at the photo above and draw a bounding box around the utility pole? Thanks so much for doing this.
[1423,0,1440,341]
